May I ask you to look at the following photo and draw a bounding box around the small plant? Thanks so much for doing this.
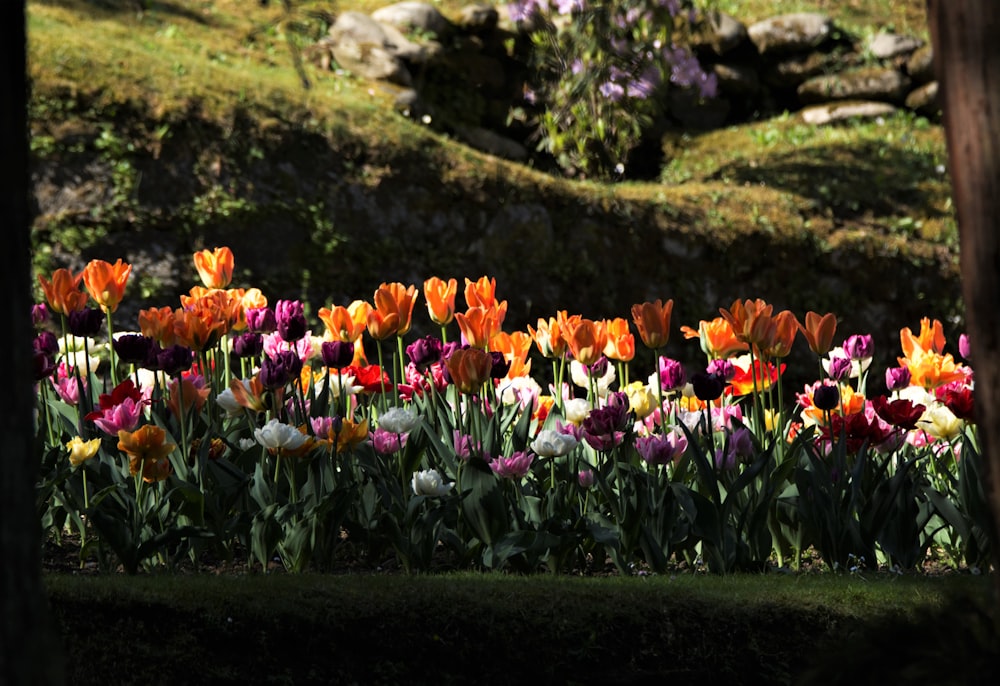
[507,0,717,179]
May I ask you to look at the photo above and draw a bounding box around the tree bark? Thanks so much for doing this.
[0,1,64,684]
[927,0,1000,602]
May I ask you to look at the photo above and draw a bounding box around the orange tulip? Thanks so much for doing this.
[229,375,268,413]
[335,418,370,454]
[193,246,234,289]
[680,317,747,359]
[366,304,400,341]
[528,314,569,359]
[900,348,969,391]
[631,299,674,350]
[82,258,132,313]
[564,318,608,366]
[118,424,176,479]
[172,308,225,352]
[761,310,799,359]
[799,311,838,356]
[318,301,371,343]
[445,347,494,394]
[38,268,89,316]
[424,276,458,326]
[602,317,635,362]
[376,282,419,336]
[454,306,503,349]
[138,306,177,346]
[900,317,947,358]
[464,276,499,310]
[719,298,773,347]
[490,330,533,379]
[167,376,211,419]
[183,287,241,336]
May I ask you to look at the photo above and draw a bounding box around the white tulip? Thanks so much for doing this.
[378,407,420,434]
[411,469,453,497]
[254,419,307,451]
[531,428,579,457]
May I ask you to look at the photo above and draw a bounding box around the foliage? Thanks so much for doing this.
[507,0,717,178]
[33,249,990,576]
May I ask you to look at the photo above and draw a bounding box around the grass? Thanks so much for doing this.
[22,2,994,681]
[43,570,997,685]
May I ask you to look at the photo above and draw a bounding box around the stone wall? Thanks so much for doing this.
[306,2,939,162]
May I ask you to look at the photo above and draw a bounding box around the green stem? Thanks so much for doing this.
[105,309,119,387]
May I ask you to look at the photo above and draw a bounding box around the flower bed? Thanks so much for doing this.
[33,247,989,575]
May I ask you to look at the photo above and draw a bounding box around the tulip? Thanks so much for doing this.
[530,428,580,457]
[318,301,371,343]
[113,333,156,365]
[118,425,176,474]
[246,307,277,334]
[798,311,838,356]
[843,334,874,361]
[38,268,89,316]
[423,276,458,326]
[564,318,607,366]
[193,246,234,289]
[681,316,748,360]
[445,347,493,394]
[885,365,912,391]
[631,299,674,350]
[464,276,500,310]
[321,340,355,369]
[82,258,132,313]
[602,317,635,362]
[900,317,947,358]
[138,306,177,346]
[636,431,688,466]
[254,418,309,452]
[490,451,534,479]
[412,469,453,497]
[376,282,419,336]
[66,436,101,468]
[377,407,420,434]
[528,314,569,359]
[454,306,502,349]
[275,299,307,342]
[812,382,840,412]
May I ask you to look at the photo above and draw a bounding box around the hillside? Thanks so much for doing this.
[27,0,960,375]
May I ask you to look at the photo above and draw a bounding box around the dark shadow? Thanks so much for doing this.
[711,140,949,222]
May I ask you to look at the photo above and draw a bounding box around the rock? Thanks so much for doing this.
[868,32,924,60]
[906,45,935,84]
[371,1,453,39]
[457,4,499,33]
[329,11,431,85]
[703,11,750,56]
[712,62,760,96]
[747,13,834,56]
[452,123,528,161]
[800,100,898,125]
[797,67,910,104]
[905,81,940,117]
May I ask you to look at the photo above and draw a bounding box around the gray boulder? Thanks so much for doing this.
[747,13,834,56]
[702,11,750,56]
[905,81,940,117]
[906,45,935,84]
[800,100,898,125]
[868,32,924,60]
[371,1,453,39]
[798,67,911,104]
[329,11,435,86]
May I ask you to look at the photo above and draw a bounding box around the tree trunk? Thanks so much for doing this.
[927,0,1000,603]
[0,1,64,683]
